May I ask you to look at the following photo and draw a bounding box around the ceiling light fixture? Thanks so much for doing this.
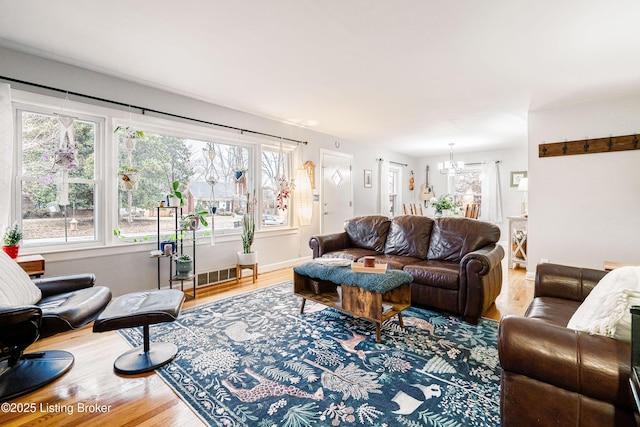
[438,143,464,176]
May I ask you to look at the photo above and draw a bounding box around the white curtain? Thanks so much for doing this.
[0,84,13,231]
[378,159,389,216]
[480,160,503,224]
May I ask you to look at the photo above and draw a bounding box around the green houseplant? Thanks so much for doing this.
[181,211,209,229]
[2,223,23,259]
[114,126,145,151]
[430,194,457,216]
[174,253,193,277]
[237,191,257,265]
[167,181,185,207]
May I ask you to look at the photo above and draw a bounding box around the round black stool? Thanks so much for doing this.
[93,290,184,375]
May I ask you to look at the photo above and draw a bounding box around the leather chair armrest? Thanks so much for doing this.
[309,232,350,258]
[535,263,607,302]
[461,243,504,275]
[33,273,96,298]
[499,315,633,409]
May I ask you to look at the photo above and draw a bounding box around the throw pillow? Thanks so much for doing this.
[567,266,640,342]
[0,250,42,307]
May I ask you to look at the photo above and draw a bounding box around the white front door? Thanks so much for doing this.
[321,150,353,234]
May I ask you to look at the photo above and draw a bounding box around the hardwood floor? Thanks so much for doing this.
[3,265,530,426]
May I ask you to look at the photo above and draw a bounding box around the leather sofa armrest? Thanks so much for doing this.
[33,273,96,298]
[499,315,633,409]
[535,263,607,302]
[461,243,504,275]
[309,232,350,259]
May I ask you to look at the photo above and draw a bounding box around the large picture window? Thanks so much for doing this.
[17,108,100,246]
[115,128,254,241]
[13,93,293,249]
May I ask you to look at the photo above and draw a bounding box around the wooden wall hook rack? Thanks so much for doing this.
[539,133,639,158]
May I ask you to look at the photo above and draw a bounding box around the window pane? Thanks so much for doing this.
[116,131,252,239]
[19,110,98,245]
[454,170,482,208]
[22,182,95,244]
[261,148,289,227]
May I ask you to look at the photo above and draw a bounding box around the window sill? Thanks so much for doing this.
[20,227,299,263]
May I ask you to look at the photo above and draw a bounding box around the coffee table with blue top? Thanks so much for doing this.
[293,260,413,342]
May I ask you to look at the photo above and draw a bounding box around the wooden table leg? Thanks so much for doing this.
[375,323,381,343]
[398,311,404,328]
[300,298,306,314]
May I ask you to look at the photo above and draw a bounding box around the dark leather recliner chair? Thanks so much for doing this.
[499,263,639,426]
[0,273,111,401]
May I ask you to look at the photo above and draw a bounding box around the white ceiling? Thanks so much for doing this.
[1,0,640,156]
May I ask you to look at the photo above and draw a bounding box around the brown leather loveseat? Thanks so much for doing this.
[309,215,504,323]
[499,263,639,426]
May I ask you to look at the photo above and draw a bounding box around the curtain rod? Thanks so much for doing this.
[0,75,307,145]
[376,158,408,167]
[464,160,501,166]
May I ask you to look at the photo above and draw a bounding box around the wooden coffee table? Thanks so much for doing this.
[293,262,412,342]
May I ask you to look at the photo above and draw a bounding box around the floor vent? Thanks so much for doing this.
[197,266,237,287]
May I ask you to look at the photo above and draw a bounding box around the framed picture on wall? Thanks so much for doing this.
[510,171,527,187]
[364,170,372,188]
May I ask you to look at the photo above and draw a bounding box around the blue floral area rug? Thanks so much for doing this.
[118,282,500,427]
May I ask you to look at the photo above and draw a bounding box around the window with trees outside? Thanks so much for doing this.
[17,108,100,246]
[14,95,292,249]
[115,129,254,242]
[453,167,482,210]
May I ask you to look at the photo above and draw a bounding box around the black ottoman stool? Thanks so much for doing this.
[93,289,185,375]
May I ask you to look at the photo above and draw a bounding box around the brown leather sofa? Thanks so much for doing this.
[309,215,504,323]
[499,263,639,426]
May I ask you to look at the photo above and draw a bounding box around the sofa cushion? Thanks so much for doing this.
[427,217,500,262]
[567,266,640,342]
[404,260,460,290]
[0,250,42,307]
[384,215,434,259]
[344,215,391,252]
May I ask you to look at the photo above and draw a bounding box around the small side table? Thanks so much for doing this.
[16,254,45,277]
[236,263,258,283]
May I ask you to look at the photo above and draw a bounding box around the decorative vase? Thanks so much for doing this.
[435,210,443,218]
[175,259,193,277]
[2,245,19,259]
[237,251,257,265]
[168,197,181,207]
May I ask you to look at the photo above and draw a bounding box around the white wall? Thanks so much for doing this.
[528,94,640,274]
[0,46,418,296]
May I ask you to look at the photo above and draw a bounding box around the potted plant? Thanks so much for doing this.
[118,165,140,191]
[114,126,145,151]
[237,191,257,265]
[167,181,185,207]
[174,254,193,277]
[2,223,23,259]
[430,194,457,217]
[181,211,209,230]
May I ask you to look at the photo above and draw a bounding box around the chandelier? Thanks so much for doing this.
[438,143,464,176]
